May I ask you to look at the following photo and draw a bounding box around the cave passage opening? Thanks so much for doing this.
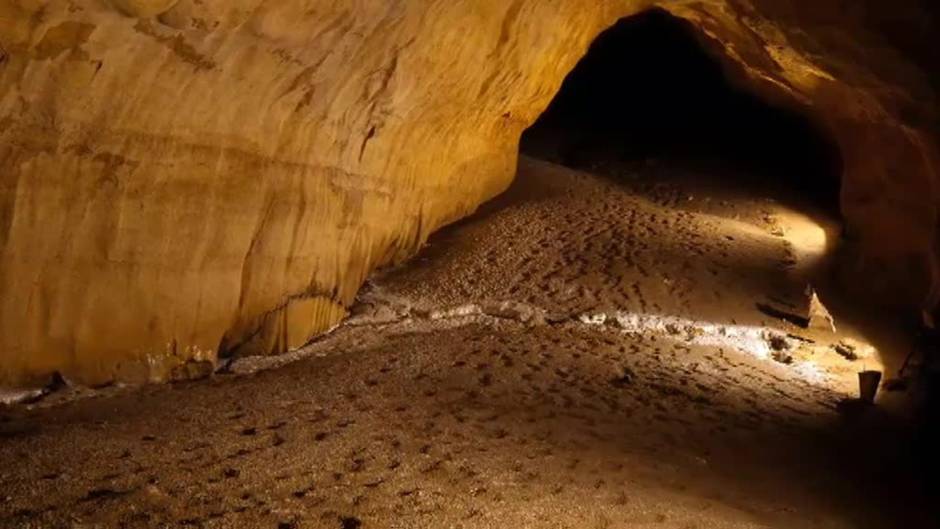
[520,8,844,215]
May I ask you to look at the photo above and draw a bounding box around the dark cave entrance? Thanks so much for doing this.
[521,8,843,213]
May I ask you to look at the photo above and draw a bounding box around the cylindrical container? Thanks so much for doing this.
[858,370,883,404]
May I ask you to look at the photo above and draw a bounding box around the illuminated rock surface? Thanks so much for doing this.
[0,157,931,527]
[0,0,937,386]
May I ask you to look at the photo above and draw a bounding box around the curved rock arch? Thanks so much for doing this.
[521,7,845,213]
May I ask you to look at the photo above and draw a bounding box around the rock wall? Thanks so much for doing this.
[0,0,937,387]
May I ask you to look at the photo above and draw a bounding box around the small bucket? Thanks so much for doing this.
[858,370,883,404]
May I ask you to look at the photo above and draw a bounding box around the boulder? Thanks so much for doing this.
[806,287,837,333]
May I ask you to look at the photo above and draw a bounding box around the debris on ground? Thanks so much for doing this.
[771,350,794,365]
[833,342,859,361]
[832,338,874,362]
[767,334,791,352]
[611,366,635,387]
[805,286,837,333]
[765,333,795,364]
[786,333,815,344]
[755,287,836,333]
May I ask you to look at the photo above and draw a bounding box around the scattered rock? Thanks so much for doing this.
[786,333,815,344]
[611,367,635,387]
[771,350,794,365]
[767,335,790,352]
[755,286,836,333]
[684,326,704,341]
[805,287,836,333]
[833,342,858,360]
[831,338,873,361]
[764,333,795,364]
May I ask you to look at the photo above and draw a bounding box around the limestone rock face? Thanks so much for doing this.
[0,0,937,387]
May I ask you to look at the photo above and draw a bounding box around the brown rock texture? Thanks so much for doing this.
[0,0,937,387]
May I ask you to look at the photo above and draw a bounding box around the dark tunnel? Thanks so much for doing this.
[521,8,844,213]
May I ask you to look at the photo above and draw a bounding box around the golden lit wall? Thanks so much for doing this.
[0,0,937,387]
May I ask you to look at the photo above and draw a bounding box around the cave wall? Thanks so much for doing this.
[0,0,937,387]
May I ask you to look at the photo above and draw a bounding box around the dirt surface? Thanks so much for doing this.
[0,156,932,528]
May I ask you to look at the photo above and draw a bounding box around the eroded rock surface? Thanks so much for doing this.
[0,0,937,386]
[0,155,930,528]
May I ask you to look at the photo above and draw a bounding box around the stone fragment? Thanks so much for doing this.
[831,338,874,362]
[805,287,837,333]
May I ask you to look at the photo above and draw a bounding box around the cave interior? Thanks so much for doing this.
[521,8,843,214]
[0,5,938,529]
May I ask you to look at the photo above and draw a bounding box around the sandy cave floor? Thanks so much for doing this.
[0,156,935,528]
